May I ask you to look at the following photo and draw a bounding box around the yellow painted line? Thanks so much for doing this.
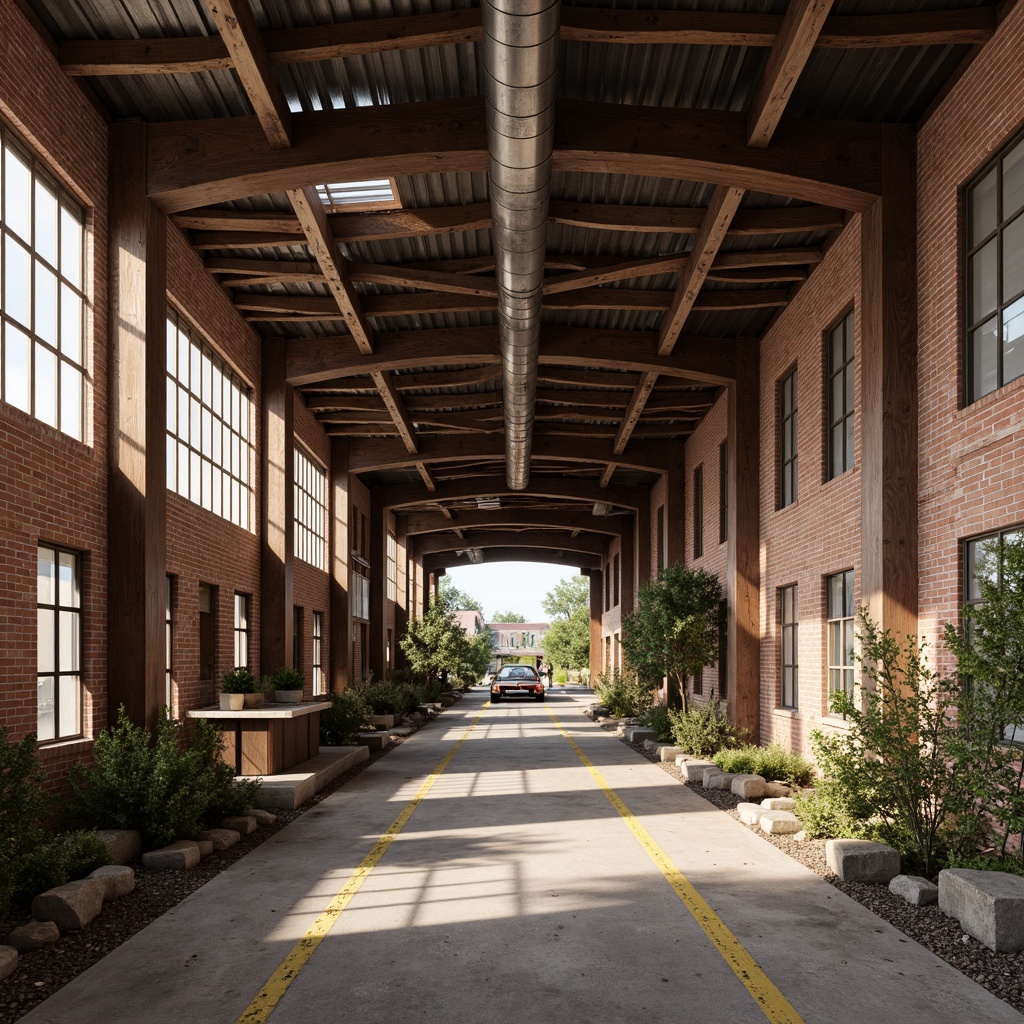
[547,708,806,1024]
[237,704,489,1024]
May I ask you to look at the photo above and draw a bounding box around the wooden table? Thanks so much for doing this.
[188,702,330,776]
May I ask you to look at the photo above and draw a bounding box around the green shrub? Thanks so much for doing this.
[319,690,372,745]
[794,780,874,841]
[271,667,304,692]
[69,707,261,849]
[0,727,50,916]
[667,691,742,757]
[712,744,814,786]
[19,829,112,901]
[554,668,568,685]
[639,703,673,742]
[944,852,1024,877]
[594,669,656,718]
[220,667,256,693]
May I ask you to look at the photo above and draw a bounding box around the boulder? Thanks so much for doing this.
[195,840,214,857]
[370,714,395,730]
[889,874,939,907]
[657,746,689,762]
[142,840,202,870]
[792,830,809,842]
[764,782,792,798]
[250,808,277,826]
[761,797,796,811]
[221,815,257,836]
[759,811,802,835]
[938,869,1024,952]
[88,865,135,900]
[625,726,656,744]
[737,803,764,826]
[708,772,737,790]
[97,829,142,866]
[196,829,240,852]
[682,759,717,783]
[32,879,105,931]
[7,921,59,953]
[0,947,18,983]
[702,766,727,787]
[826,839,901,884]
[356,732,388,752]
[642,739,659,752]
[731,775,767,799]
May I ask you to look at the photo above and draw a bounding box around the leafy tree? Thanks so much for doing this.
[542,577,589,620]
[622,565,722,709]
[460,630,495,683]
[491,611,527,623]
[438,576,484,615]
[400,591,475,683]
[540,576,590,672]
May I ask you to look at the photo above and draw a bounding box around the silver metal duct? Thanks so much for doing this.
[481,0,560,491]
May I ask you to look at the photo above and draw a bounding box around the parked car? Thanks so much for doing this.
[490,665,545,703]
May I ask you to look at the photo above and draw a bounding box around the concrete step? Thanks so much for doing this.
[247,746,369,811]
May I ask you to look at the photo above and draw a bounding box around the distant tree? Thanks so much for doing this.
[459,630,495,684]
[401,591,474,682]
[491,611,527,623]
[438,577,484,615]
[622,565,722,710]
[540,576,590,672]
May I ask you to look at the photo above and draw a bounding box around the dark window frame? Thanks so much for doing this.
[826,310,855,481]
[233,592,249,668]
[719,441,728,544]
[693,464,704,559]
[779,584,798,709]
[165,575,174,711]
[613,553,620,608]
[312,610,324,695]
[294,444,327,571]
[36,544,83,743]
[826,569,855,704]
[657,504,665,571]
[779,366,798,508]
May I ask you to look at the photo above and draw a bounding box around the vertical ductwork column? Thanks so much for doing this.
[482,0,560,491]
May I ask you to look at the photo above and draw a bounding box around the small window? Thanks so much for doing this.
[613,553,620,608]
[387,532,398,602]
[233,593,249,667]
[165,576,174,711]
[315,178,398,210]
[657,505,665,571]
[826,570,855,702]
[965,130,1024,402]
[37,545,82,741]
[604,561,610,612]
[779,584,798,709]
[719,441,728,544]
[693,464,704,559]
[294,445,327,571]
[693,666,703,697]
[312,611,324,695]
[826,312,855,480]
[198,584,214,684]
[779,367,798,508]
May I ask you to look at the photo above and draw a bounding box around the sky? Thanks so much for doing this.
[445,561,584,622]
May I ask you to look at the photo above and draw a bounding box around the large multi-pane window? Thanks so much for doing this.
[37,546,82,741]
[312,611,324,695]
[779,584,798,709]
[966,131,1024,402]
[294,445,327,570]
[234,593,249,667]
[826,311,855,480]
[166,312,252,530]
[387,532,398,602]
[826,570,855,702]
[693,464,704,559]
[2,126,86,440]
[351,569,370,621]
[964,528,1024,743]
[779,368,798,508]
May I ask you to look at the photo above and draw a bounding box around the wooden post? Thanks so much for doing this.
[261,339,294,673]
[619,517,635,617]
[727,342,760,741]
[665,441,686,568]
[368,487,387,680]
[860,126,918,641]
[633,490,650,609]
[587,569,603,683]
[330,439,351,691]
[107,120,167,731]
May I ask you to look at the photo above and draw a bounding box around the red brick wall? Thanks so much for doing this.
[0,0,109,787]
[599,534,622,673]
[757,221,862,752]
[917,4,1024,675]
[350,477,371,681]
[648,475,667,579]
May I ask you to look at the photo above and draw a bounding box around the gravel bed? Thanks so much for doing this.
[0,719,427,1024]
[613,728,1024,1016]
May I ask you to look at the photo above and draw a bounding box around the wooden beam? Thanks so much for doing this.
[176,210,301,232]
[302,366,502,393]
[403,509,620,537]
[613,371,659,455]
[416,530,606,557]
[747,0,836,149]
[369,370,418,454]
[706,267,807,284]
[330,203,493,242]
[189,230,307,249]
[424,548,602,571]
[543,254,685,295]
[207,0,292,149]
[348,263,499,297]
[146,99,884,214]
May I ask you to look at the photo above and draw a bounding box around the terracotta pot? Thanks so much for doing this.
[219,693,245,711]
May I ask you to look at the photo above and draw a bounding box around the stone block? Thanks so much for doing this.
[195,840,214,857]
[390,726,415,737]
[370,714,395,730]
[889,874,939,907]
[708,772,737,790]
[0,947,18,983]
[196,829,240,852]
[625,726,656,744]
[642,738,659,752]
[679,760,714,783]
[8,921,59,952]
[826,839,901,884]
[356,732,388,752]
[221,815,257,836]
[97,829,142,866]
[737,803,764,826]
[761,797,796,811]
[142,841,201,870]
[250,808,277,826]
[764,782,792,798]
[89,865,135,900]
[32,879,105,931]
[701,766,725,787]
[658,747,689,762]
[938,869,1024,952]
[759,811,802,835]
[731,774,767,799]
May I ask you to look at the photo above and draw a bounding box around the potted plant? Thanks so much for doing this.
[271,667,305,704]
[220,666,255,711]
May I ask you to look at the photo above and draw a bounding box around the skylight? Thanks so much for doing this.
[315,179,396,209]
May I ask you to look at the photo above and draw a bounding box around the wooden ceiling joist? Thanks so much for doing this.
[404,509,620,537]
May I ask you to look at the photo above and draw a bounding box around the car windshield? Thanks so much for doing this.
[497,667,537,680]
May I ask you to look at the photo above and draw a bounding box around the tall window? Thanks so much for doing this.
[966,131,1024,402]
[198,584,214,686]
[234,593,249,667]
[294,445,327,570]
[351,569,370,621]
[693,464,704,559]
[613,553,620,607]
[165,576,174,711]
[293,606,303,673]
[657,505,665,571]
[604,561,610,611]
[719,441,729,543]
[826,570,855,701]
[2,126,87,440]
[779,367,798,508]
[779,584,798,709]
[166,313,253,529]
[312,611,324,695]
[387,532,398,602]
[37,546,82,741]
[826,311,855,480]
